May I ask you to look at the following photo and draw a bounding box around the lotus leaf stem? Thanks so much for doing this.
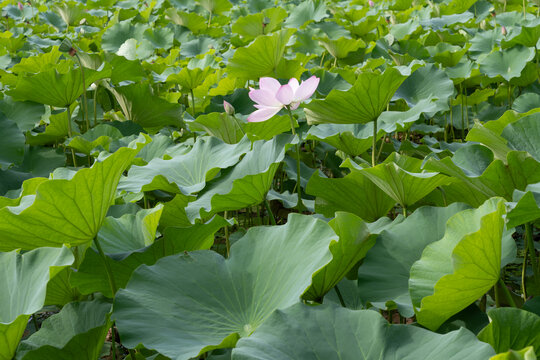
[372,117,377,167]
[334,285,346,307]
[224,211,230,258]
[93,236,117,295]
[286,106,304,211]
[264,199,276,225]
[525,222,540,290]
[66,105,77,167]
[190,89,196,117]
[74,52,89,132]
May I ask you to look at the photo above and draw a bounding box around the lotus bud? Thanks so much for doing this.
[223,100,235,115]
[369,0,374,6]
[18,2,23,10]
[501,26,507,36]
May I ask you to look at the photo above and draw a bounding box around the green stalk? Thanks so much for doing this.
[507,82,512,109]
[93,236,117,295]
[525,222,540,289]
[110,323,116,360]
[334,285,346,307]
[66,105,77,167]
[224,211,230,258]
[286,106,304,211]
[264,199,276,225]
[522,248,528,300]
[372,118,377,167]
[73,53,89,132]
[460,84,465,140]
[93,83,99,127]
[190,89,196,117]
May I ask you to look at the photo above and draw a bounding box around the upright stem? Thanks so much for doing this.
[372,118,377,167]
[93,236,117,296]
[224,211,230,258]
[66,105,77,167]
[190,89,196,117]
[93,83,98,127]
[507,82,512,109]
[74,53,89,132]
[334,285,346,307]
[286,106,303,211]
[264,199,276,225]
[525,222,540,289]
[460,84,465,140]
[231,115,246,136]
[522,248,528,300]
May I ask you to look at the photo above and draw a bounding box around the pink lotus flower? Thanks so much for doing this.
[369,0,375,6]
[18,2,23,10]
[247,76,320,122]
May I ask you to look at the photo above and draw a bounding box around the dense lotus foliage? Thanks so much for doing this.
[1,0,540,359]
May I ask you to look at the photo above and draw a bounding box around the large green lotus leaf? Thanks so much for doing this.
[166,9,211,34]
[393,64,453,113]
[120,136,251,194]
[490,347,536,360]
[478,46,536,82]
[167,66,212,92]
[113,214,338,359]
[305,67,408,125]
[358,203,469,317]
[71,215,228,298]
[101,21,149,53]
[0,247,74,360]
[501,19,540,48]
[0,114,25,170]
[198,0,232,14]
[8,67,111,108]
[232,303,495,360]
[189,113,244,144]
[185,134,295,222]
[284,0,327,28]
[502,115,540,162]
[227,29,297,80]
[427,42,469,67]
[9,47,63,75]
[512,93,540,113]
[0,96,45,132]
[97,204,163,254]
[410,197,507,330]
[26,104,76,146]
[109,82,182,133]
[15,299,111,360]
[304,212,374,301]
[507,183,540,228]
[306,165,395,222]
[306,122,387,156]
[425,151,540,206]
[232,8,287,40]
[0,139,146,251]
[361,152,454,208]
[439,0,478,15]
[67,124,123,155]
[244,114,292,141]
[378,98,440,132]
[478,308,540,357]
[318,37,365,60]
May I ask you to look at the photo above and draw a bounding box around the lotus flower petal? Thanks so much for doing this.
[276,85,294,105]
